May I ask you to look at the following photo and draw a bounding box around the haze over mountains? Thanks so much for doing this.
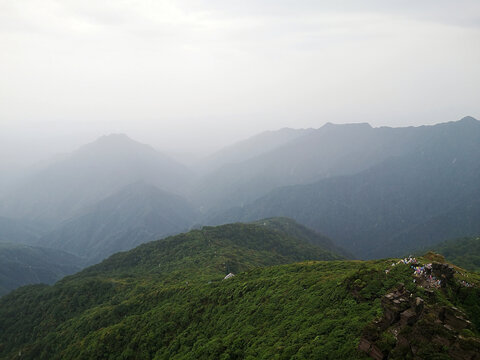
[0,242,82,296]
[2,2,479,357]
[40,182,198,264]
[0,116,479,271]
[210,116,480,258]
[0,134,191,225]
[194,122,419,210]
[196,127,314,175]
[1,116,480,358]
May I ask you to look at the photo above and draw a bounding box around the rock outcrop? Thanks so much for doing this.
[359,282,480,359]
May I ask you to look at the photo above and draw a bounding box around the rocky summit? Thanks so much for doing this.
[359,259,480,359]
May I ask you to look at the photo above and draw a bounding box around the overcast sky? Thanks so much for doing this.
[1,0,480,165]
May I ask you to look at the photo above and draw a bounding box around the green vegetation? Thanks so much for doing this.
[77,221,344,281]
[252,217,353,258]
[431,236,480,272]
[0,221,478,359]
[0,262,413,359]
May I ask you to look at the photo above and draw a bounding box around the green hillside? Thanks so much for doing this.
[431,236,480,272]
[252,217,353,258]
[77,220,344,281]
[0,222,478,359]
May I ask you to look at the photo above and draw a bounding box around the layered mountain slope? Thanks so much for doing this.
[193,120,444,211]
[0,222,478,359]
[0,134,191,224]
[209,117,480,258]
[0,242,83,296]
[39,182,199,264]
[380,194,480,258]
[0,216,47,245]
[198,127,313,174]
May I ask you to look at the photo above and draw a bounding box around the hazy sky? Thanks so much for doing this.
[1,0,480,164]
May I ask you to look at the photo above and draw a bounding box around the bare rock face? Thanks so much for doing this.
[359,280,480,359]
[413,297,424,314]
[441,307,472,331]
[380,284,411,329]
[399,308,417,326]
[358,339,385,360]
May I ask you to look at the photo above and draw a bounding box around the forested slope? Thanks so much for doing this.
[430,236,480,272]
[0,222,478,359]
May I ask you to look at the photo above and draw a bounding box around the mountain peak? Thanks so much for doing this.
[321,122,372,130]
[94,133,137,145]
[458,116,478,123]
[80,133,155,154]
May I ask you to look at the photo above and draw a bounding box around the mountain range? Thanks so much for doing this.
[0,116,479,268]
[196,127,313,175]
[0,216,47,245]
[207,116,480,258]
[38,181,199,263]
[1,115,479,359]
[0,134,191,225]
[193,119,455,211]
[0,242,83,296]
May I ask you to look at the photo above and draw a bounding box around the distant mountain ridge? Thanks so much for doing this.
[198,127,314,173]
[193,119,460,211]
[38,181,199,263]
[0,242,83,296]
[379,193,480,258]
[207,116,480,258]
[1,116,479,267]
[0,216,47,245]
[0,134,192,225]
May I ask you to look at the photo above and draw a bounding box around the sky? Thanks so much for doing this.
[1,0,480,166]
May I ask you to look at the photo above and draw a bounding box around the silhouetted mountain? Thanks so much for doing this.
[208,117,480,259]
[0,134,192,224]
[0,242,82,296]
[193,121,440,211]
[39,182,198,263]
